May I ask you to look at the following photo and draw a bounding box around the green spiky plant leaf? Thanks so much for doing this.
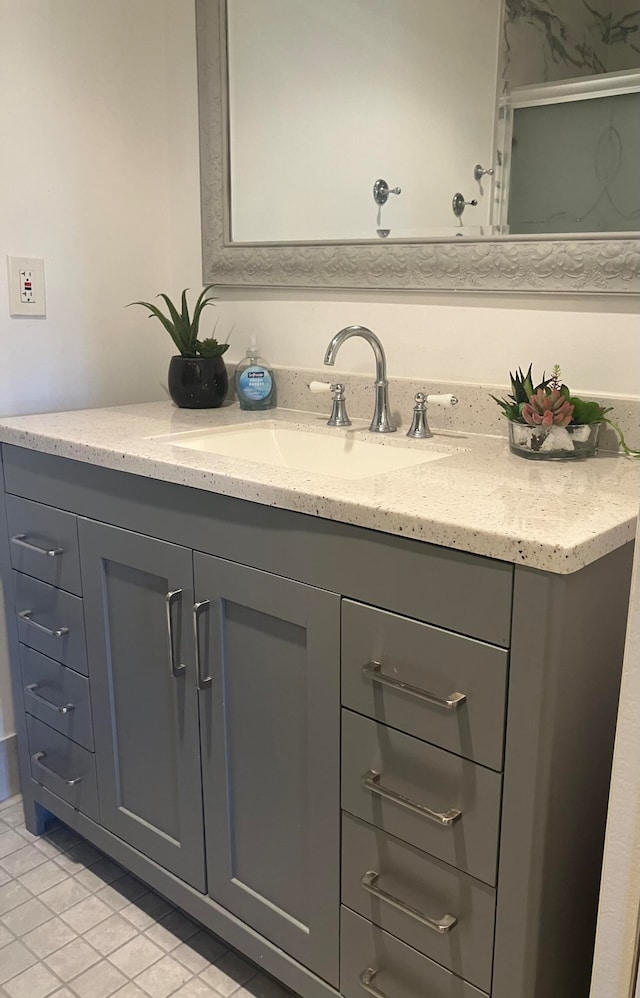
[128,287,218,358]
[490,363,640,457]
[490,364,552,422]
[196,338,230,358]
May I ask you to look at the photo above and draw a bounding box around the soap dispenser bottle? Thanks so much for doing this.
[235,338,276,410]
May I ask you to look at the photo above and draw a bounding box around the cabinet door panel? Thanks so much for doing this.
[79,519,205,890]
[194,553,340,986]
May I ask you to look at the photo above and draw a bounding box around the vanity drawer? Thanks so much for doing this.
[26,715,99,821]
[341,600,508,771]
[342,813,494,992]
[342,710,501,886]
[340,906,487,998]
[13,573,88,676]
[20,646,94,751]
[5,495,81,595]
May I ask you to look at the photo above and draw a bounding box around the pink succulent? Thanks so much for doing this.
[522,389,574,428]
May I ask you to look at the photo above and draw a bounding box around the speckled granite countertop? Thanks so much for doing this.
[0,401,638,574]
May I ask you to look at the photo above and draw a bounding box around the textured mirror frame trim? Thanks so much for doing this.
[197,0,640,295]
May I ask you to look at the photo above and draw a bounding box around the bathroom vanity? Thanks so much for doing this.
[0,402,638,998]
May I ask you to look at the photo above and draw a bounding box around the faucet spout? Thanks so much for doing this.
[323,325,395,433]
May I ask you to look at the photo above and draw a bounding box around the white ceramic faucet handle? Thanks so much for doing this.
[308,381,332,394]
[426,393,459,407]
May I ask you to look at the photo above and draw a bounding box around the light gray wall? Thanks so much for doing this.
[0,0,202,762]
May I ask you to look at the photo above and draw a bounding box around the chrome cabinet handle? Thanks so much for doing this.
[165,590,186,678]
[360,870,457,934]
[193,600,212,690]
[359,969,388,998]
[32,751,82,787]
[18,610,69,639]
[363,661,466,710]
[362,770,462,826]
[11,534,63,557]
[25,683,75,715]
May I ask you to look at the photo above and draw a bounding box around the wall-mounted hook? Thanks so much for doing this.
[373,179,402,205]
[473,164,494,182]
[452,193,478,218]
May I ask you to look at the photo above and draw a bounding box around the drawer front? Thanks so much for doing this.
[342,711,501,886]
[340,906,487,998]
[6,494,81,595]
[342,813,495,992]
[26,715,98,821]
[13,572,88,676]
[20,646,94,750]
[342,600,508,771]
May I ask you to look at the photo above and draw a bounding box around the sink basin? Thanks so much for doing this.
[155,421,451,481]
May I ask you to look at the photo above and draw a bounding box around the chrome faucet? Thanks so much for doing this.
[323,325,396,433]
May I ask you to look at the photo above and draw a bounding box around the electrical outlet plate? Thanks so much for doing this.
[7,256,46,317]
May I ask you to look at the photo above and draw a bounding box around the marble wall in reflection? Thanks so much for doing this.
[501,0,640,91]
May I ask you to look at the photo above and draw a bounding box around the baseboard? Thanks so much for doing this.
[0,732,20,802]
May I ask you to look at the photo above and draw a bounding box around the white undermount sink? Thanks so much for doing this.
[154,421,452,481]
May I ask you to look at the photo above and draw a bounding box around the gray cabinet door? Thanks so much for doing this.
[194,552,340,987]
[79,519,205,891]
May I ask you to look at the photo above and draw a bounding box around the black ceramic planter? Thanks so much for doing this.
[168,356,229,409]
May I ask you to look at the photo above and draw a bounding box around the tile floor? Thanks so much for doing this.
[0,796,292,998]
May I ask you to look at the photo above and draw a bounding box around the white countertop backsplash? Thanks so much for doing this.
[272,365,640,453]
[0,396,638,575]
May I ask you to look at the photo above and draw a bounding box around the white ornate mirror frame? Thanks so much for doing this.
[196,0,640,294]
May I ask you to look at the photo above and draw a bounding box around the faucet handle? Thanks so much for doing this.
[407,394,431,439]
[425,393,459,407]
[308,382,351,427]
[406,393,459,439]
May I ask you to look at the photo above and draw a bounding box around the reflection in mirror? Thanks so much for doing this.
[225,0,640,243]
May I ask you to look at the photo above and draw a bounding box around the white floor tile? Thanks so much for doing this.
[69,959,128,998]
[0,804,292,998]
[0,883,36,918]
[59,894,113,933]
[44,937,100,982]
[0,845,48,879]
[0,832,27,861]
[108,936,164,978]
[83,913,140,957]
[143,910,199,953]
[173,931,226,975]
[3,961,60,998]
[199,952,257,996]
[1,898,55,936]
[22,917,78,959]
[133,954,192,998]
[0,939,37,985]
[18,861,68,896]
[39,878,90,915]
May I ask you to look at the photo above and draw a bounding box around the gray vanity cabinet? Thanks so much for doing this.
[1,443,633,998]
[193,552,341,986]
[78,519,206,891]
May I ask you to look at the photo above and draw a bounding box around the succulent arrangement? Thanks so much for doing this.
[129,287,230,359]
[492,364,639,457]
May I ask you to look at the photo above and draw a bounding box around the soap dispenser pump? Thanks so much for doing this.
[234,338,276,410]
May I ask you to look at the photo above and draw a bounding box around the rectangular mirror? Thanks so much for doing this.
[197,0,640,292]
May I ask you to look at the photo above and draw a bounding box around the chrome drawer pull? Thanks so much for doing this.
[193,600,212,690]
[18,610,69,639]
[11,533,63,558]
[363,660,466,710]
[359,969,388,998]
[362,770,462,826]
[32,751,82,787]
[25,683,75,715]
[361,870,457,934]
[165,590,186,678]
